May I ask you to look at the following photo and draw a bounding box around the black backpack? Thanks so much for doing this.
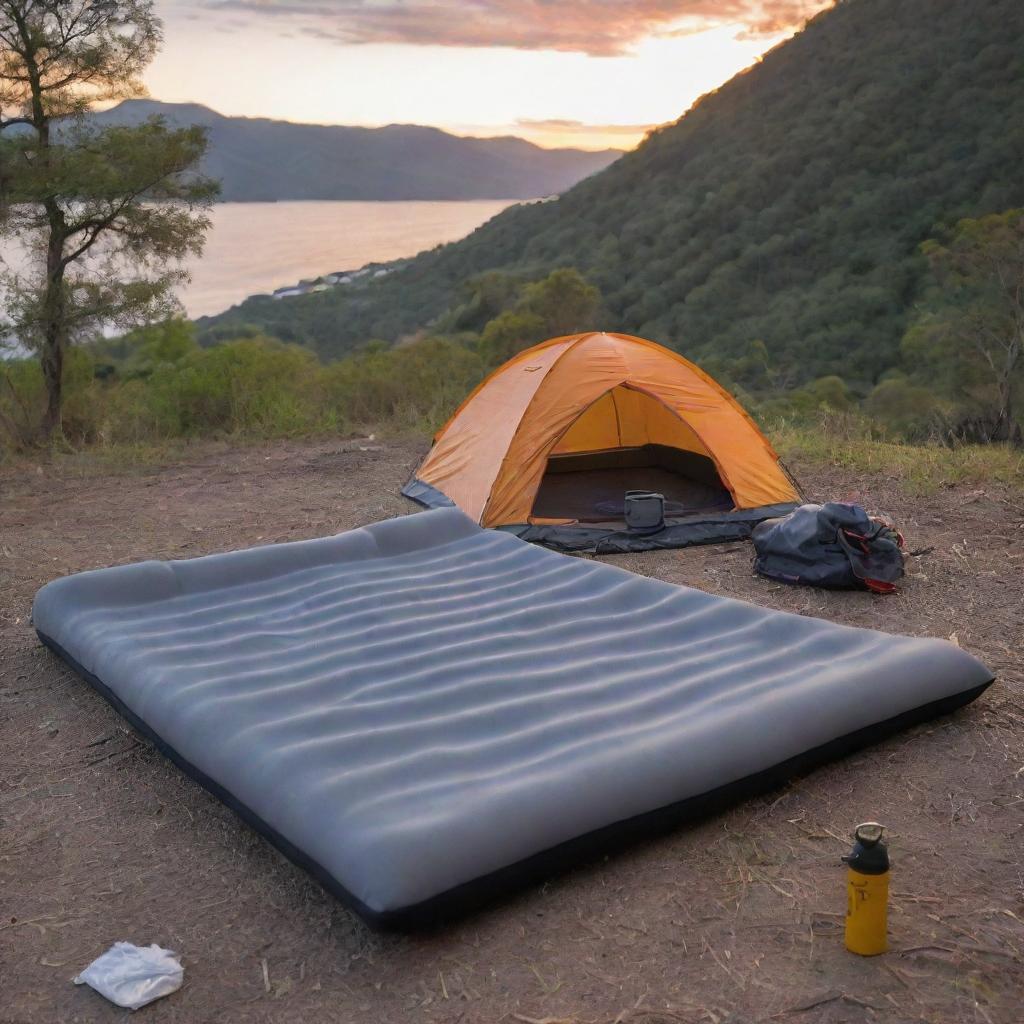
[752,503,906,593]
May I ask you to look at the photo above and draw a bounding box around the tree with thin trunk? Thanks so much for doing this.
[0,0,217,442]
[904,210,1024,444]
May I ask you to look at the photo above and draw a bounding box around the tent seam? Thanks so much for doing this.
[479,333,602,524]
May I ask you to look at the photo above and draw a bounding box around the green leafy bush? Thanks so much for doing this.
[1,347,101,446]
[146,337,322,437]
[322,337,484,430]
[863,377,946,441]
[2,323,486,449]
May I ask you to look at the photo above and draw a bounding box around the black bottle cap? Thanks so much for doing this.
[841,821,890,875]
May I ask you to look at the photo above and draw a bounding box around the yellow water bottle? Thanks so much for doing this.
[843,822,889,955]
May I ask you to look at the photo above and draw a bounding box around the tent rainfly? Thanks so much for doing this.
[403,332,801,553]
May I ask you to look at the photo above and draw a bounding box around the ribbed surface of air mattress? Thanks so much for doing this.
[33,508,993,927]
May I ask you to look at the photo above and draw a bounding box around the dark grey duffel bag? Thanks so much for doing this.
[752,502,906,593]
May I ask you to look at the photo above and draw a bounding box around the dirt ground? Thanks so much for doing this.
[1,437,1022,1024]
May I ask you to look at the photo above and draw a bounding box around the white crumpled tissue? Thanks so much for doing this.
[73,942,184,1010]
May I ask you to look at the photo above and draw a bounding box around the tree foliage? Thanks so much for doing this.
[904,211,1024,441]
[0,0,217,442]
[477,267,601,364]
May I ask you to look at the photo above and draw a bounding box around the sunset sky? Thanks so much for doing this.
[149,1,831,150]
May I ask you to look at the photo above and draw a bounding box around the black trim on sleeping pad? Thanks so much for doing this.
[38,629,993,932]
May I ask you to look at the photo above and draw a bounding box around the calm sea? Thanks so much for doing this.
[0,199,516,326]
[184,199,515,318]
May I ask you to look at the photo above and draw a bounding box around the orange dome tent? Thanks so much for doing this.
[403,333,800,552]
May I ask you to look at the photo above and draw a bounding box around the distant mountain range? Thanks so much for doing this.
[88,100,621,202]
[201,0,1024,380]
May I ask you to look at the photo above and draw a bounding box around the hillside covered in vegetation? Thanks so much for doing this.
[201,0,1024,395]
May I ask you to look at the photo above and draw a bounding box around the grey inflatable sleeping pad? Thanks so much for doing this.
[33,508,992,926]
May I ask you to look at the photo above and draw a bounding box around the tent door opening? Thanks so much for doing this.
[530,385,734,524]
[532,444,733,522]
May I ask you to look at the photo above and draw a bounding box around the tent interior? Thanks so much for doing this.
[530,384,735,523]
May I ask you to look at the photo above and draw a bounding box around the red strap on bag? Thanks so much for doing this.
[863,578,898,595]
[841,519,905,595]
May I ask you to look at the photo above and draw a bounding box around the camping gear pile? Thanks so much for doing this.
[33,331,992,931]
[753,503,907,593]
[34,507,991,929]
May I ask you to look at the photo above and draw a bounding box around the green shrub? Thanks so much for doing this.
[863,376,946,441]
[144,337,322,437]
[478,311,546,366]
[322,336,484,430]
[1,347,102,447]
[755,375,855,422]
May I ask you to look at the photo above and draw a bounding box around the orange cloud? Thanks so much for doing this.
[200,1,833,57]
[514,118,661,134]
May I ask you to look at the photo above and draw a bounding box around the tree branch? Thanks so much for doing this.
[62,170,181,265]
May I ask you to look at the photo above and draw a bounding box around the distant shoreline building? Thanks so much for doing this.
[269,264,395,301]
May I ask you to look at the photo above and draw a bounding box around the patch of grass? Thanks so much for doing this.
[774,420,1024,494]
[0,436,213,479]
[54,439,218,475]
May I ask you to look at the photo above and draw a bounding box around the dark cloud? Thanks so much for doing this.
[196,1,833,57]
